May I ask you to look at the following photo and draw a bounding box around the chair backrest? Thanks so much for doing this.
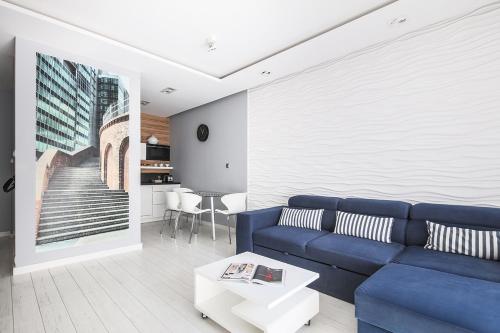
[173,187,193,193]
[221,193,247,214]
[179,193,202,214]
[165,191,180,210]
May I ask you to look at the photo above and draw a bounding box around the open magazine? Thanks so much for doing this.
[219,263,285,285]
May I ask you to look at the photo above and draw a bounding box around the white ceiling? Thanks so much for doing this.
[0,0,495,116]
[5,0,394,78]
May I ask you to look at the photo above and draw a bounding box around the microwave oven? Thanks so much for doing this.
[142,143,170,161]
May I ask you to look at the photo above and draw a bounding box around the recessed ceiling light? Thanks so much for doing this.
[160,87,176,94]
[261,71,271,76]
[140,100,150,106]
[390,17,407,25]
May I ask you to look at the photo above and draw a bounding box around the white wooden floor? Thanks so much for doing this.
[0,222,356,333]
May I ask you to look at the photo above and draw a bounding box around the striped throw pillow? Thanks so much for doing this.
[425,221,500,260]
[278,207,324,231]
[334,211,394,243]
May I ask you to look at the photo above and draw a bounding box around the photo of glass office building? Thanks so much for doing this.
[35,54,98,156]
[35,52,130,249]
[97,74,129,135]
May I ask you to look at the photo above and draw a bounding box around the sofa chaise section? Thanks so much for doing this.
[356,202,500,333]
[356,263,500,333]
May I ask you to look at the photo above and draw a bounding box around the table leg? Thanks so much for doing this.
[196,201,202,234]
[210,197,215,241]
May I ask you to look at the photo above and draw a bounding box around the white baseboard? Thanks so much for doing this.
[141,218,163,224]
[142,217,235,229]
[13,243,143,275]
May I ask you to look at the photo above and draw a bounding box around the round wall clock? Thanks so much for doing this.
[197,124,209,142]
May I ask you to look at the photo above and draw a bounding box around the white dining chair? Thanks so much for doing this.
[215,193,247,244]
[175,193,210,243]
[173,187,193,193]
[172,187,193,227]
[161,192,181,236]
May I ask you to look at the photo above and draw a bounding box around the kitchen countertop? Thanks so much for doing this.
[141,182,181,186]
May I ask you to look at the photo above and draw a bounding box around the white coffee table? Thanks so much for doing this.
[194,252,319,333]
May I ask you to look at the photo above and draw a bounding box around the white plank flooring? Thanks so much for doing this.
[1,222,356,333]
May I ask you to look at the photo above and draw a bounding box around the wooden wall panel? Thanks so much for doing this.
[141,113,170,145]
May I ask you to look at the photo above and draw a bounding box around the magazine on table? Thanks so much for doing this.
[219,263,285,285]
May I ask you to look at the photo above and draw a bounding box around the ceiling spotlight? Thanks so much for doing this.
[261,71,271,76]
[390,17,408,25]
[160,87,176,94]
[140,100,150,106]
[207,35,217,52]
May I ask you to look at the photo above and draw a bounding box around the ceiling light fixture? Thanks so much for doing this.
[207,35,217,52]
[140,100,150,106]
[261,71,271,76]
[160,87,176,94]
[390,17,408,25]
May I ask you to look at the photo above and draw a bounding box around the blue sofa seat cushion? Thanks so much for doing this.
[356,263,500,333]
[306,234,404,276]
[394,246,500,283]
[252,226,328,257]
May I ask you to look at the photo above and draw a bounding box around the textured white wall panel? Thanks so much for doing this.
[248,3,500,209]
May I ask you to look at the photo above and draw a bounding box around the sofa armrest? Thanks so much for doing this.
[236,206,283,254]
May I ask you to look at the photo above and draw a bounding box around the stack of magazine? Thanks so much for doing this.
[219,263,285,285]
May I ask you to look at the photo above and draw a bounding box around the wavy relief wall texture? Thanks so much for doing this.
[248,4,500,209]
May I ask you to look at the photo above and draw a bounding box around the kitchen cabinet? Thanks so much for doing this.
[141,184,181,223]
[141,186,153,217]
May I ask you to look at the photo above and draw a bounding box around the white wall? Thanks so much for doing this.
[248,4,500,209]
[171,92,247,225]
[14,38,141,270]
[0,90,14,233]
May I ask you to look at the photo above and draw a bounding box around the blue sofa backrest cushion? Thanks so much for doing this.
[408,203,500,246]
[288,195,341,231]
[338,198,411,245]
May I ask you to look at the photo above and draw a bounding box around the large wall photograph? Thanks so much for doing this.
[35,52,130,250]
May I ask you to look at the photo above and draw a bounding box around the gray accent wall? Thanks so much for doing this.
[170,91,247,225]
[0,90,14,233]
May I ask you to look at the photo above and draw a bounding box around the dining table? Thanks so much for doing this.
[194,190,225,241]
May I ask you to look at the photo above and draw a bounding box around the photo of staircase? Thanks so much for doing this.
[34,52,131,249]
[36,158,129,245]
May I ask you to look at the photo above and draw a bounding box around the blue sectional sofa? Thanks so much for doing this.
[236,195,500,333]
[237,195,411,302]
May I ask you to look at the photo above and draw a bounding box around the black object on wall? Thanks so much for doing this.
[3,176,14,193]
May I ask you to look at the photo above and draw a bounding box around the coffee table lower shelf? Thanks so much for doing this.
[195,275,319,333]
[196,291,260,333]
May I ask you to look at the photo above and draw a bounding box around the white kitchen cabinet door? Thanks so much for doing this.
[141,185,153,217]
[152,204,166,218]
[153,191,165,205]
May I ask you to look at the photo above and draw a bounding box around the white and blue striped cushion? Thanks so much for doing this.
[425,221,500,260]
[334,211,394,243]
[278,207,324,231]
